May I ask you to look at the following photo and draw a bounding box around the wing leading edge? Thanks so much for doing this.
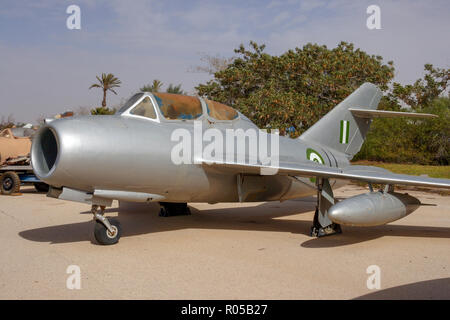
[349,108,438,119]
[202,160,450,189]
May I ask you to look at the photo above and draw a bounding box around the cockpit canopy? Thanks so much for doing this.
[118,92,239,121]
[204,99,238,120]
[153,93,203,120]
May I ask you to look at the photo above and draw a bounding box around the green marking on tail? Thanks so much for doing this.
[340,120,349,144]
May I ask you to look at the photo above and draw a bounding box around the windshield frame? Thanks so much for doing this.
[119,93,160,123]
[117,93,146,114]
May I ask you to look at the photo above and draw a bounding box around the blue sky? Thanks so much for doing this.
[1,0,449,122]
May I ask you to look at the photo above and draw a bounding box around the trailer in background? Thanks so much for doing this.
[1,126,49,195]
[0,165,49,195]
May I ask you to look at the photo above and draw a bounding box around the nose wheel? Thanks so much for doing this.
[91,205,121,245]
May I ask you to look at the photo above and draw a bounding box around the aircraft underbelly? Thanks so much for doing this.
[183,169,318,203]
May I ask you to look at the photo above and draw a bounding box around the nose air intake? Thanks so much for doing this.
[31,126,59,178]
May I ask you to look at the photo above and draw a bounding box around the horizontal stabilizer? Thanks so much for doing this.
[349,108,437,119]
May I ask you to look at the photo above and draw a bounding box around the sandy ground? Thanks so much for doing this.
[0,184,449,300]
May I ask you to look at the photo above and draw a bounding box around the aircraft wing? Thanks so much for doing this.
[202,160,450,189]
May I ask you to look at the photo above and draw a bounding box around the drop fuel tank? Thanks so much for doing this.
[328,191,421,227]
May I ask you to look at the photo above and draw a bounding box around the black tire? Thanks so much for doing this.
[34,182,49,193]
[94,218,121,245]
[1,171,20,195]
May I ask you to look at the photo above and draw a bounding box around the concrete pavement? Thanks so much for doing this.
[0,185,449,299]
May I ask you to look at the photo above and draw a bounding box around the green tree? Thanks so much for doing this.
[166,83,185,94]
[140,79,163,92]
[196,41,394,136]
[422,97,450,164]
[355,64,449,165]
[140,80,185,94]
[89,73,121,114]
[391,64,449,110]
[90,107,116,115]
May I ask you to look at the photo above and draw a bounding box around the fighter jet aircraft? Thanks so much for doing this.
[31,83,450,245]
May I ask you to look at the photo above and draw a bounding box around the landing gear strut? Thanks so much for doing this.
[310,178,342,237]
[92,205,121,245]
[159,202,191,217]
[311,208,342,237]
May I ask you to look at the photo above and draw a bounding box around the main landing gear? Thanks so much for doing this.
[91,205,122,245]
[310,178,342,237]
[311,208,342,237]
[159,202,191,217]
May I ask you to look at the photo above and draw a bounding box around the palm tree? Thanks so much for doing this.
[166,83,185,94]
[89,73,121,108]
[151,79,163,92]
[140,79,163,92]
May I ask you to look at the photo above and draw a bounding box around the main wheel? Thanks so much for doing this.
[34,182,49,193]
[1,171,20,195]
[94,218,121,245]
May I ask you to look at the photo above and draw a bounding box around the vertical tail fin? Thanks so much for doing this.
[299,82,382,159]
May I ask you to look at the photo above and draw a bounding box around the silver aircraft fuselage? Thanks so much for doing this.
[31,86,450,244]
[32,104,349,204]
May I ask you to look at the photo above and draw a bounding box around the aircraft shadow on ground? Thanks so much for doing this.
[18,188,46,194]
[355,278,450,299]
[19,198,450,246]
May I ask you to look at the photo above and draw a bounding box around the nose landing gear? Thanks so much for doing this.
[91,205,122,245]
